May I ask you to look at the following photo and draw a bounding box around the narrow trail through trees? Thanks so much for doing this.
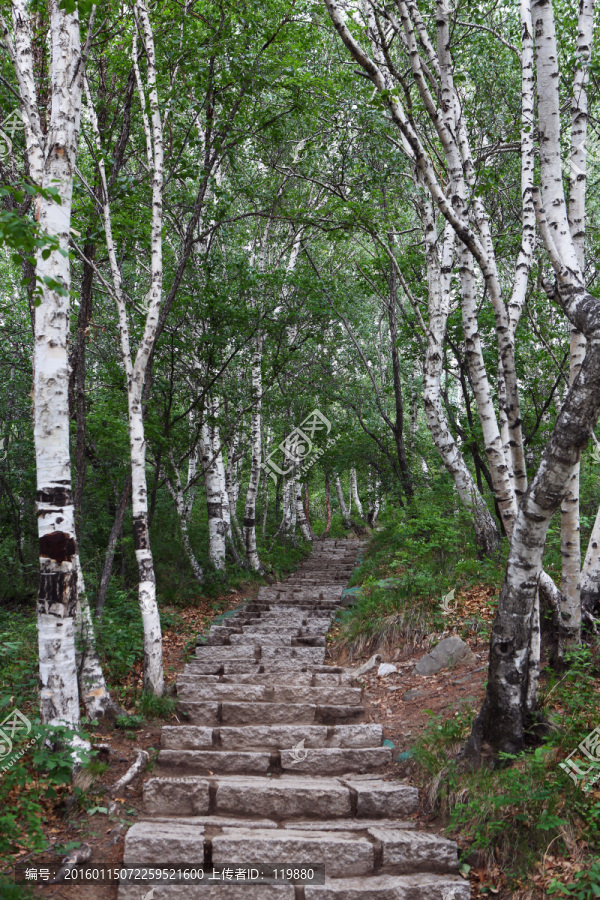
[119,539,467,899]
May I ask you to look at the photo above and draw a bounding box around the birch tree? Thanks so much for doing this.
[0,0,108,730]
[84,1,165,695]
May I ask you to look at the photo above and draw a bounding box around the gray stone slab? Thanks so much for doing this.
[212,828,374,878]
[369,828,459,874]
[281,747,391,775]
[214,776,352,819]
[123,820,205,865]
[143,777,211,816]
[158,749,271,775]
[304,874,470,899]
[161,726,214,750]
[220,702,317,725]
[344,781,419,818]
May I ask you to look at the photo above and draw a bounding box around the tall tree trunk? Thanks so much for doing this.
[84,2,166,695]
[243,336,263,570]
[559,0,594,652]
[350,468,364,519]
[200,419,226,571]
[74,555,118,719]
[8,0,87,730]
[467,0,599,755]
[421,214,500,556]
[96,473,131,618]
[283,476,297,538]
[295,480,312,541]
[324,473,332,535]
[335,474,352,529]
[166,447,205,583]
[387,253,413,498]
[225,435,243,543]
[366,471,381,527]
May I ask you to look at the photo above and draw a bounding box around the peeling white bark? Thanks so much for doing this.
[83,0,165,695]
[200,412,226,571]
[559,0,595,647]
[8,0,86,729]
[350,468,363,519]
[74,555,116,720]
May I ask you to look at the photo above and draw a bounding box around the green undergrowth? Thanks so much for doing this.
[0,532,315,883]
[335,487,507,656]
[406,645,600,893]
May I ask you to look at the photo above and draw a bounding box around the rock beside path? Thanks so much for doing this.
[414,636,476,676]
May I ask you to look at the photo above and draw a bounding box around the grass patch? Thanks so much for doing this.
[336,487,506,657]
[405,645,600,893]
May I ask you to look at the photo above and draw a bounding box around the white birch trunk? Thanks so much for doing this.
[335,474,352,529]
[283,477,297,536]
[242,337,263,570]
[366,472,381,527]
[421,209,500,555]
[350,468,364,519]
[7,0,86,729]
[559,0,595,648]
[200,418,226,571]
[225,435,243,543]
[466,0,599,754]
[83,1,166,695]
[74,556,117,719]
[295,481,312,542]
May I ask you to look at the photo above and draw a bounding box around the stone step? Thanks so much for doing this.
[279,747,391,775]
[260,647,326,666]
[180,701,365,726]
[158,749,271,774]
[178,670,353,687]
[158,746,392,776]
[304,874,470,899]
[211,826,458,877]
[162,724,382,752]
[212,827,373,878]
[177,684,362,705]
[118,884,293,899]
[187,662,262,676]
[143,775,419,819]
[194,647,260,661]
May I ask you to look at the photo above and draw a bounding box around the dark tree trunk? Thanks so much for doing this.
[96,473,132,618]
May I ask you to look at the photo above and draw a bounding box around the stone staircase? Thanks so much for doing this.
[119,539,469,899]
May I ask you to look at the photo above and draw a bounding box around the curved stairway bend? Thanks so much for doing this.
[119,539,469,900]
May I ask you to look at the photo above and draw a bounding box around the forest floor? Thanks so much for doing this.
[6,584,255,900]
